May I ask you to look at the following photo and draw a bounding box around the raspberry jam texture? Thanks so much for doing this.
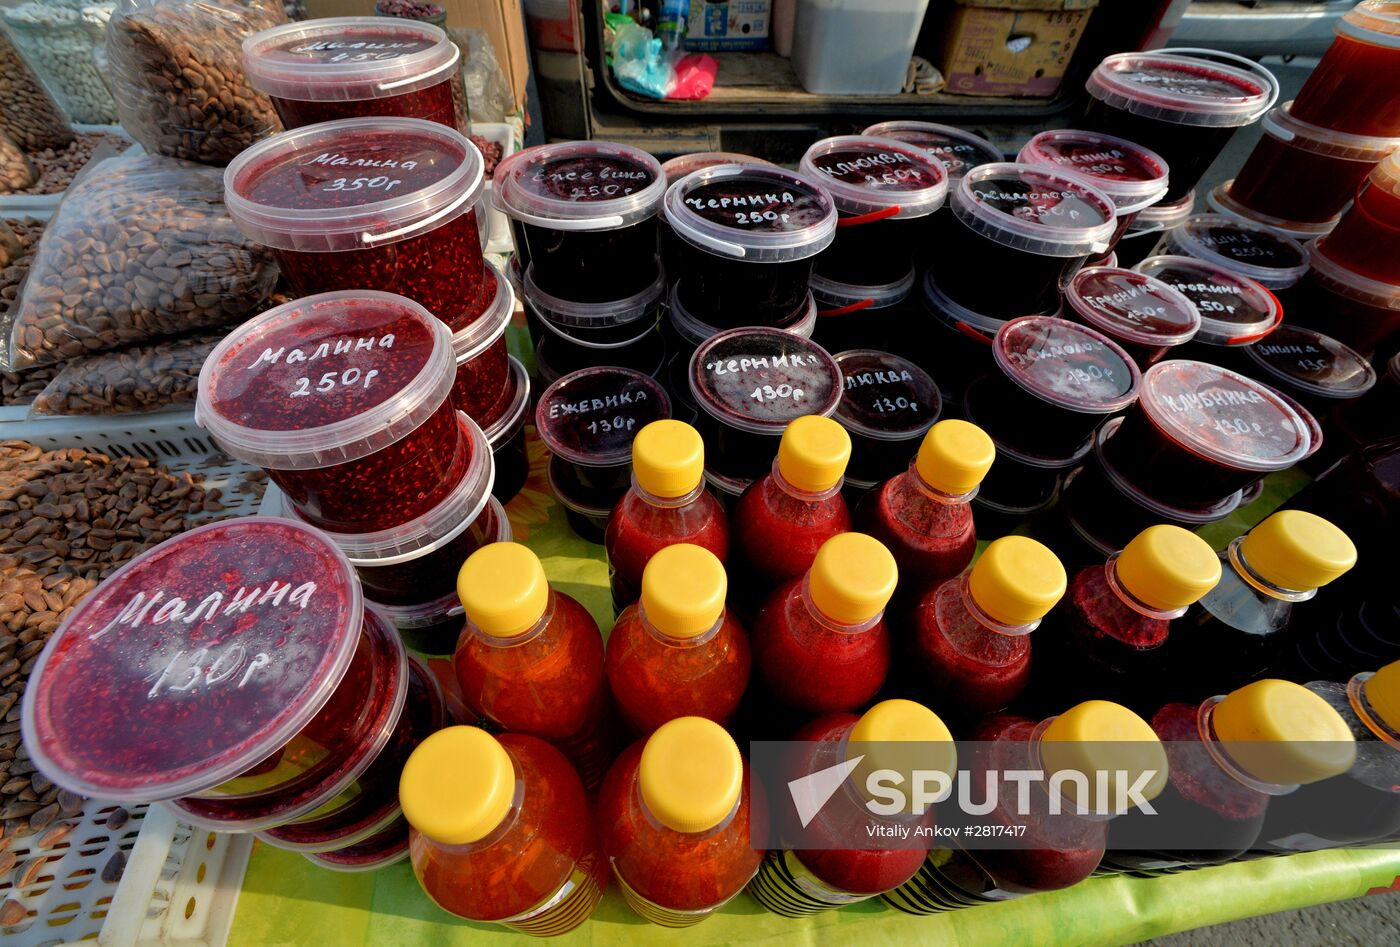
[450,263,513,422]
[311,816,409,870]
[910,580,1030,719]
[1063,267,1201,367]
[732,476,851,587]
[605,491,729,611]
[537,367,671,495]
[833,351,941,483]
[267,66,462,133]
[856,476,976,592]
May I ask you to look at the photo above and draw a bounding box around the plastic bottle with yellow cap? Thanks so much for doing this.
[1167,509,1358,701]
[453,542,613,788]
[909,535,1067,718]
[887,700,1167,912]
[1105,679,1357,872]
[596,718,763,926]
[751,531,898,715]
[748,699,955,917]
[855,419,996,591]
[605,544,751,734]
[605,420,730,613]
[400,727,608,934]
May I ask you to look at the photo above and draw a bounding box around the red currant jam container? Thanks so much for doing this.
[1157,213,1310,291]
[1290,240,1400,357]
[1017,128,1170,249]
[810,268,916,355]
[197,290,464,534]
[1062,266,1201,367]
[1081,48,1278,204]
[493,140,666,303]
[22,519,407,826]
[485,357,531,505]
[1112,189,1195,269]
[800,135,948,286]
[688,327,843,482]
[1241,324,1378,419]
[1101,359,1312,509]
[663,163,837,328]
[929,162,1117,320]
[224,117,487,331]
[917,270,1005,405]
[862,121,1004,184]
[832,350,941,483]
[1291,1,1400,136]
[524,256,665,351]
[241,16,464,131]
[1133,254,1282,360]
[450,259,514,424]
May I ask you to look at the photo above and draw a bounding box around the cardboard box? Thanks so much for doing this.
[937,0,1097,97]
[685,0,770,52]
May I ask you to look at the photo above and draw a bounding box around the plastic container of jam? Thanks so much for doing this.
[917,271,1005,404]
[975,464,1062,540]
[197,291,463,534]
[688,327,843,481]
[547,455,613,544]
[450,259,514,424]
[667,283,816,366]
[307,816,409,872]
[1331,352,1400,459]
[536,326,667,388]
[1113,190,1196,269]
[659,152,772,279]
[242,17,463,131]
[929,163,1117,320]
[1134,255,1282,358]
[800,135,948,285]
[492,141,666,303]
[523,258,665,349]
[663,163,837,328]
[1082,48,1279,204]
[1101,359,1312,509]
[486,357,530,505]
[1290,2,1400,137]
[224,117,487,330]
[810,269,916,355]
[1061,266,1201,366]
[1288,241,1400,356]
[1240,324,1378,418]
[832,350,941,483]
[861,121,1004,183]
[1314,150,1400,284]
[1155,214,1310,291]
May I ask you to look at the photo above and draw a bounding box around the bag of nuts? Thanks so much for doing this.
[1,154,279,370]
[29,333,219,417]
[106,0,285,165]
[0,28,76,154]
[0,133,38,195]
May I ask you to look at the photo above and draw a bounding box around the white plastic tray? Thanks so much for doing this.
[472,121,517,255]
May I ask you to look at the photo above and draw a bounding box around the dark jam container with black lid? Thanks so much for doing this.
[1081,48,1279,204]
[1061,265,1201,367]
[862,121,1004,184]
[1240,324,1378,419]
[917,271,1004,408]
[928,162,1117,320]
[493,141,666,302]
[1134,254,1282,361]
[1100,359,1312,509]
[663,163,837,329]
[547,454,614,544]
[809,268,916,354]
[688,327,843,481]
[536,325,666,387]
[485,357,530,505]
[799,135,948,286]
[1112,189,1195,268]
[666,282,817,365]
[659,151,770,281]
[534,366,671,497]
[1157,213,1310,290]
[832,350,941,483]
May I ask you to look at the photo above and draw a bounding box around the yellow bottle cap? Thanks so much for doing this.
[1116,525,1222,613]
[967,536,1067,627]
[632,420,704,498]
[1041,701,1169,812]
[639,717,743,834]
[641,543,727,639]
[399,726,515,845]
[848,700,957,806]
[1363,660,1400,733]
[1213,679,1357,787]
[458,542,549,638]
[915,419,995,496]
[1240,510,1357,592]
[808,532,898,626]
[777,415,851,493]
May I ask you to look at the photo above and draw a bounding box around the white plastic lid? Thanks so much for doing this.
[523,258,665,328]
[1129,189,1196,233]
[536,366,672,467]
[1093,417,1244,522]
[921,270,1007,338]
[810,267,915,313]
[1017,129,1170,215]
[662,163,838,262]
[197,291,455,470]
[861,121,1003,181]
[1064,266,1201,348]
[242,17,460,102]
[799,136,949,218]
[224,117,484,252]
[661,151,770,185]
[484,356,531,448]
[669,282,817,348]
[833,350,941,442]
[1339,1,1400,49]
[1135,255,1282,346]
[1085,48,1279,127]
[492,140,665,231]
[1137,359,1311,471]
[1308,238,1400,310]
[22,519,364,803]
[1163,214,1310,289]
[993,316,1142,415]
[1265,103,1400,160]
[952,163,1118,257]
[453,259,514,364]
[1244,324,1378,400]
[689,327,842,435]
[1208,180,1338,239]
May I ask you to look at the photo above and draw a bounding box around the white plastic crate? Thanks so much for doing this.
[472,122,517,255]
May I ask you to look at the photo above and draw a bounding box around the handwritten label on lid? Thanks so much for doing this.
[693,330,841,428]
[971,174,1113,229]
[997,319,1135,410]
[1114,59,1266,100]
[243,131,462,210]
[684,174,829,232]
[834,351,940,437]
[270,32,437,65]
[538,368,668,464]
[811,147,943,193]
[1146,362,1306,462]
[525,154,656,203]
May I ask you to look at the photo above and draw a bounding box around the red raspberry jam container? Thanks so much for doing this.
[968,316,1142,468]
[1112,189,1195,269]
[242,17,463,131]
[832,349,941,483]
[1291,1,1400,137]
[1157,214,1310,291]
[493,141,666,303]
[862,121,1004,184]
[1082,48,1278,204]
[450,258,515,424]
[810,267,916,355]
[1134,255,1282,358]
[536,366,671,498]
[1100,359,1312,509]
[1294,239,1400,357]
[1062,266,1201,367]
[197,291,463,534]
[918,270,1005,404]
[930,162,1117,319]
[1240,324,1378,419]
[224,117,487,330]
[1315,152,1400,285]
[307,815,409,871]
[800,135,948,286]
[548,454,615,544]
[663,163,837,328]
[22,519,406,824]
[689,327,843,482]
[523,257,665,349]
[486,357,531,505]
